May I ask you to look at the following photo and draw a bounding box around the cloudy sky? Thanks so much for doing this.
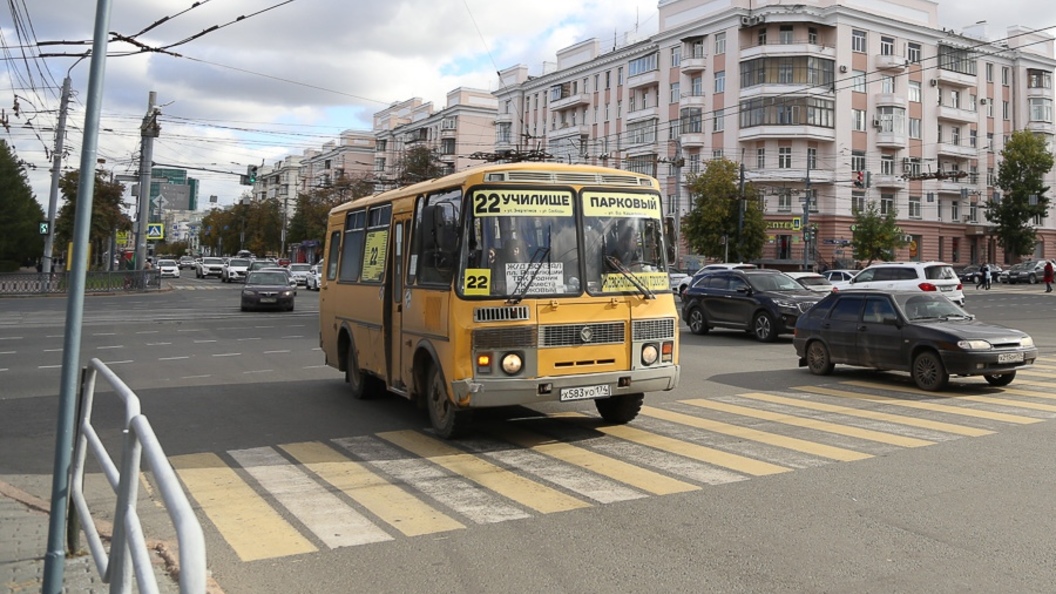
[1,0,1052,215]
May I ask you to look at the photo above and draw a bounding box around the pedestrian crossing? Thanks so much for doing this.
[169,365,1056,563]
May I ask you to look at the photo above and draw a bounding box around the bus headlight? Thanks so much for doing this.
[641,343,659,366]
[501,352,522,375]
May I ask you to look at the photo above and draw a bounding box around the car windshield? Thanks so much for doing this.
[897,294,970,321]
[796,276,830,287]
[158,260,176,267]
[290,264,311,272]
[748,274,806,292]
[247,272,288,285]
[228,258,251,267]
[203,258,223,265]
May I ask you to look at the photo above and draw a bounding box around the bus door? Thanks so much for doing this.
[385,218,408,391]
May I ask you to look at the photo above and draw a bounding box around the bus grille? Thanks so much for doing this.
[473,305,530,323]
[473,326,537,350]
[541,322,625,347]
[632,318,676,341]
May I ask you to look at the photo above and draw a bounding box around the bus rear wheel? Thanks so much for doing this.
[595,393,644,424]
[426,364,472,438]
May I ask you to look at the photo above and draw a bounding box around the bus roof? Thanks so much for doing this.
[329,162,660,217]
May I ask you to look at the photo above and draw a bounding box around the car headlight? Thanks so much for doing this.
[501,352,522,375]
[242,289,256,296]
[1020,336,1034,348]
[641,343,659,366]
[772,298,797,310]
[957,339,992,351]
[281,290,293,297]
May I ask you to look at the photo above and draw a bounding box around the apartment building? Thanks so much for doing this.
[493,0,1056,270]
[297,129,376,196]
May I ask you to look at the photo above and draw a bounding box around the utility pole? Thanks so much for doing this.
[281,195,288,258]
[737,160,745,262]
[672,139,683,267]
[135,91,160,270]
[42,76,71,275]
[803,160,812,271]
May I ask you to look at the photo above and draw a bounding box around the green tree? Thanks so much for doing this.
[681,158,766,262]
[199,196,282,256]
[0,140,45,269]
[287,173,374,245]
[985,129,1054,258]
[851,200,907,265]
[396,145,443,185]
[54,170,131,268]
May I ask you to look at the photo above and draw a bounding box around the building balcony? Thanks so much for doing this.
[740,42,836,61]
[627,70,660,90]
[935,179,975,194]
[626,106,659,123]
[679,93,706,108]
[937,105,978,123]
[936,142,978,159]
[495,111,514,123]
[1027,86,1051,98]
[874,54,909,71]
[740,84,831,100]
[1026,120,1055,134]
[547,123,591,140]
[679,132,707,147]
[680,54,708,73]
[549,93,591,111]
[441,127,457,138]
[932,69,977,88]
[875,131,907,149]
[875,93,906,108]
[739,125,836,143]
[873,174,906,189]
[746,168,837,185]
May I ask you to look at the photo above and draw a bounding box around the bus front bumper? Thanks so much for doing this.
[451,365,681,409]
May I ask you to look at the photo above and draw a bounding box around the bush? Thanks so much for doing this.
[0,260,20,272]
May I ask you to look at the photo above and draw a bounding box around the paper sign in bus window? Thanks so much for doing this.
[505,262,564,295]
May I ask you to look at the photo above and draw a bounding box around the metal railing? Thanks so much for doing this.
[0,270,161,296]
[70,358,206,594]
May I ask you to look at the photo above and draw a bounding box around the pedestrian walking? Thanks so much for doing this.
[983,263,992,290]
[976,263,988,290]
[1045,260,1054,293]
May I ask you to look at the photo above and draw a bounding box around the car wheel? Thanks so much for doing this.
[595,393,644,424]
[426,362,471,438]
[287,303,295,312]
[686,306,709,335]
[984,371,1016,387]
[912,350,949,391]
[752,312,777,342]
[806,340,835,375]
[344,343,370,400]
[1029,273,1038,284]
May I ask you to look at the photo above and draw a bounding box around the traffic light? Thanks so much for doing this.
[247,165,258,184]
[853,170,864,188]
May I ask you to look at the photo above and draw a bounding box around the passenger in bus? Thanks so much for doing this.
[606,227,640,270]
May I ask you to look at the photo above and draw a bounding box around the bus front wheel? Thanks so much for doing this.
[595,393,644,424]
[426,364,472,438]
[344,344,370,400]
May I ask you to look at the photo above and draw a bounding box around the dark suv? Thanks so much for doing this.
[681,269,822,342]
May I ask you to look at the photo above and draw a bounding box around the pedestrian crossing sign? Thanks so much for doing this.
[147,223,165,241]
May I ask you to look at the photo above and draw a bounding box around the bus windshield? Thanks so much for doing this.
[460,187,668,298]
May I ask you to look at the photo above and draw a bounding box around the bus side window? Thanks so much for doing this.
[326,230,341,280]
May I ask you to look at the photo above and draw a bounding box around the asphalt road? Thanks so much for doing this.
[4,278,1056,594]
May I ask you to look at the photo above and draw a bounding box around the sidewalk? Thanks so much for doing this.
[1,481,183,594]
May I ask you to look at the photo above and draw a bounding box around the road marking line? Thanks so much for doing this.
[38,365,61,369]
[841,381,1045,423]
[43,348,62,352]
[92,332,116,336]
[237,337,261,342]
[135,330,159,334]
[242,369,273,374]
[736,392,992,437]
[264,350,291,354]
[180,374,211,379]
[333,436,532,524]
[794,384,1039,425]
[212,353,241,357]
[281,335,304,339]
[0,352,13,355]
[281,441,464,537]
[683,398,934,448]
[1006,381,1056,399]
[557,414,789,476]
[159,356,190,361]
[194,340,217,344]
[1019,369,1056,379]
[145,342,172,346]
[485,424,697,496]
[229,447,393,548]
[0,337,23,340]
[378,430,590,514]
[639,406,870,462]
[170,452,316,561]
[102,360,133,365]
[97,345,124,350]
[0,368,8,372]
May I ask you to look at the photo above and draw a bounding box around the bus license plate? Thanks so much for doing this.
[560,384,611,401]
[998,352,1024,363]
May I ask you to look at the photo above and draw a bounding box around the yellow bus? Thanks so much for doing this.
[319,162,680,437]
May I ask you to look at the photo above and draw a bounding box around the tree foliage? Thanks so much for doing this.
[396,145,443,185]
[985,130,1054,257]
[287,173,375,245]
[851,200,907,265]
[199,195,283,256]
[0,140,45,268]
[55,170,131,268]
[681,158,766,262]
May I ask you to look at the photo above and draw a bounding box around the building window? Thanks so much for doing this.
[739,97,835,128]
[1003,100,1010,120]
[715,32,726,55]
[1002,66,1009,86]
[808,27,818,45]
[876,106,905,134]
[670,46,681,67]
[951,200,960,221]
[605,71,611,89]
[779,25,793,44]
[851,151,866,173]
[909,195,922,219]
[881,154,895,175]
[987,101,994,118]
[852,191,866,213]
[757,148,766,169]
[909,80,921,102]
[852,108,866,131]
[741,57,836,88]
[714,108,725,132]
[758,28,767,46]
[852,71,866,93]
[987,132,994,152]
[778,147,792,168]
[969,202,979,223]
[987,167,995,186]
[950,90,960,109]
[1030,98,1054,122]
[880,36,894,56]
[777,189,792,212]
[680,108,703,133]
[715,71,726,93]
[670,82,680,103]
[880,194,894,215]
[951,126,961,145]
[691,75,703,96]
[907,42,921,63]
[1029,69,1053,89]
[628,53,659,76]
[970,128,977,147]
[937,124,943,143]
[881,75,895,94]
[938,45,977,76]
[807,147,817,170]
[617,67,623,85]
[852,30,866,53]
[985,63,993,82]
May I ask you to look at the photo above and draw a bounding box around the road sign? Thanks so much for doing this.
[146,223,165,241]
[792,217,802,231]
[39,221,49,235]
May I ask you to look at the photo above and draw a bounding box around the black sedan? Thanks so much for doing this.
[793,290,1037,390]
[682,269,821,342]
[241,270,296,312]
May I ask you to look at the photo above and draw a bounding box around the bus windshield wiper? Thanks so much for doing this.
[507,246,552,305]
[605,256,655,299]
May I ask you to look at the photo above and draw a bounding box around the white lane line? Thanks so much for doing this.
[281,335,305,339]
[38,365,61,369]
[97,345,124,350]
[0,337,24,341]
[0,351,14,355]
[146,342,172,346]
[181,374,211,379]
[237,337,261,342]
[103,360,134,365]
[159,356,190,361]
[264,350,290,354]
[229,446,393,548]
[302,365,328,369]
[136,330,159,334]
[92,332,116,336]
[43,348,62,352]
[243,369,274,374]
[177,328,205,332]
[212,353,241,357]
[193,340,217,344]
[253,325,275,329]
[0,368,8,372]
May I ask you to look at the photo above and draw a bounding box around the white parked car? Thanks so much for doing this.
[784,271,835,293]
[306,263,323,290]
[196,257,225,278]
[287,263,313,286]
[221,257,252,283]
[842,261,965,305]
[156,259,180,278]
